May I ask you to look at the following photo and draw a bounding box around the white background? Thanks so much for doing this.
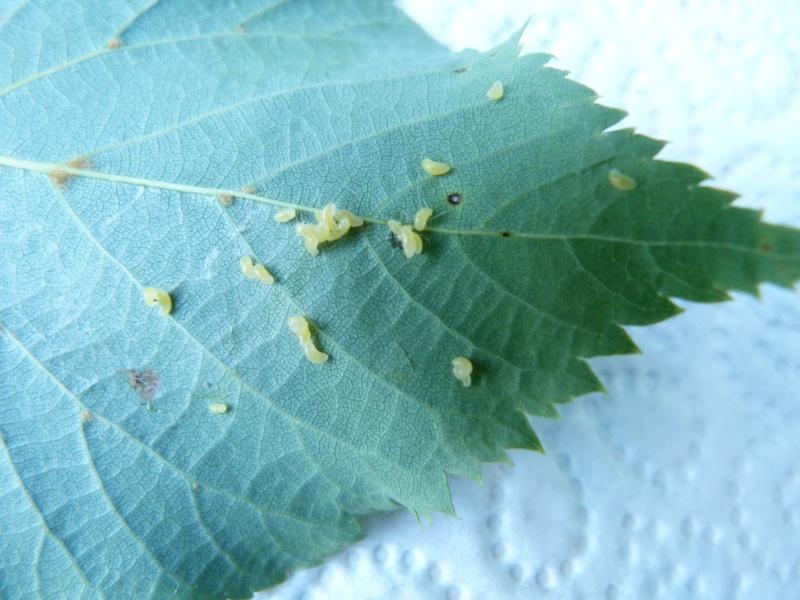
[261,1,800,598]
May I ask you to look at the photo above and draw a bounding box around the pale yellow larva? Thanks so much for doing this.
[252,264,275,285]
[335,210,364,227]
[321,203,337,231]
[287,315,311,345]
[451,356,473,387]
[486,81,504,101]
[608,169,637,191]
[387,219,402,235]
[274,208,297,223]
[327,216,351,241]
[240,256,257,278]
[287,315,328,363]
[421,158,451,176]
[413,208,433,231]
[303,343,329,364]
[143,287,172,315]
[209,403,228,414]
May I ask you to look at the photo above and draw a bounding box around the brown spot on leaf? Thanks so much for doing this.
[127,369,160,402]
[761,242,772,252]
[50,170,72,189]
[81,409,94,423]
[107,37,123,50]
[217,194,234,206]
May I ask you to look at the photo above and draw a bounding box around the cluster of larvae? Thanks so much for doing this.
[140,78,640,409]
[293,203,364,256]
[388,207,433,259]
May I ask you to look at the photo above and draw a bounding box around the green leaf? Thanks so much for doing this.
[1,1,798,598]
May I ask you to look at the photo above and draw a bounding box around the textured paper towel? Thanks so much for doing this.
[260,1,800,598]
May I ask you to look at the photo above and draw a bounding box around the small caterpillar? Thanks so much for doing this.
[209,403,228,414]
[608,169,637,191]
[451,356,473,387]
[143,287,172,315]
[413,208,433,231]
[274,208,297,223]
[240,256,274,284]
[486,81,504,101]
[295,203,365,256]
[421,158,451,176]
[287,315,328,363]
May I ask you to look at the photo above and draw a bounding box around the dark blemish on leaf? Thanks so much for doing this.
[127,369,160,403]
[447,192,463,205]
[107,37,123,50]
[501,231,511,238]
[453,68,467,74]
[389,232,403,250]
[489,51,498,57]
[240,185,257,195]
[761,242,772,252]
[81,409,94,423]
[217,194,234,206]
[50,170,71,189]
[193,482,201,491]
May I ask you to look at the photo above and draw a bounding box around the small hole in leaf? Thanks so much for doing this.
[447,193,462,205]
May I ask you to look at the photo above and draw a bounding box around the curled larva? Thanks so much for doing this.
[421,158,451,176]
[287,315,311,345]
[413,208,433,231]
[303,343,329,364]
[451,356,473,387]
[252,264,275,285]
[287,315,328,363]
[240,256,257,278]
[486,81,504,101]
[274,208,297,223]
[209,403,228,414]
[143,287,172,315]
[335,210,364,227]
[608,168,637,191]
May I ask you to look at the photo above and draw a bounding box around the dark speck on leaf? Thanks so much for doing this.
[501,231,511,238]
[127,369,160,402]
[453,68,467,73]
[389,232,403,249]
[447,193,462,205]
[761,242,772,252]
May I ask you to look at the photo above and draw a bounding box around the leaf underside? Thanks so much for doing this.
[1,1,798,598]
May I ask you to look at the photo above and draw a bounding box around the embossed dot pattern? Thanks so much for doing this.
[260,1,800,598]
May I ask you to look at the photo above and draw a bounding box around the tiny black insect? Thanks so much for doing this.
[447,192,462,205]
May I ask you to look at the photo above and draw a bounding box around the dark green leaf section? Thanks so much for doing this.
[1,1,799,598]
